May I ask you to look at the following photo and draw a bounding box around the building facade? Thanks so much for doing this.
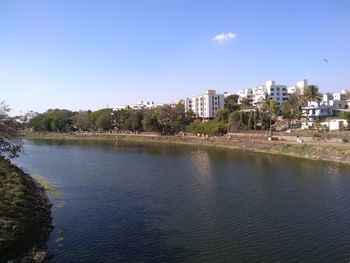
[302,90,349,120]
[287,80,308,95]
[185,90,225,119]
[247,80,289,107]
[114,100,166,111]
[237,79,310,108]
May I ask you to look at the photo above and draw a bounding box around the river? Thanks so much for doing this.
[16,139,350,262]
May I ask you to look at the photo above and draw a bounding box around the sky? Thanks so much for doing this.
[1,0,350,115]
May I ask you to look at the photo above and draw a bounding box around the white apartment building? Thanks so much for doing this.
[237,80,309,108]
[237,88,253,104]
[302,91,349,120]
[185,90,225,119]
[333,90,348,109]
[250,80,289,107]
[114,100,165,111]
[287,80,308,95]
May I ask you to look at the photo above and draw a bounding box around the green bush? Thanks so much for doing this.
[188,120,229,136]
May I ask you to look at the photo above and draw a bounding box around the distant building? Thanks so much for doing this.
[246,80,289,107]
[287,80,308,95]
[184,90,225,119]
[114,100,166,111]
[237,88,253,104]
[301,90,349,120]
[237,80,309,108]
[302,119,348,131]
[333,90,348,109]
[15,110,39,123]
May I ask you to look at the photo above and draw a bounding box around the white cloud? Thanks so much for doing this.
[212,32,236,44]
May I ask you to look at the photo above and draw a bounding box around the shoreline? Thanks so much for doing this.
[23,132,350,165]
[0,158,53,263]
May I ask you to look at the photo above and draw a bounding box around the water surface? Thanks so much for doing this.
[16,139,350,262]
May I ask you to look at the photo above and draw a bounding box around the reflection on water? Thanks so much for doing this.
[16,139,350,262]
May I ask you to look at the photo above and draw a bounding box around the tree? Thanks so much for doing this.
[239,111,248,129]
[29,114,53,131]
[95,110,114,131]
[268,98,278,117]
[229,111,241,132]
[50,110,75,132]
[0,102,22,159]
[247,111,254,129]
[253,110,259,130]
[304,85,323,121]
[215,108,231,122]
[281,102,294,125]
[304,85,322,105]
[142,109,160,132]
[142,103,193,135]
[129,110,144,132]
[340,112,350,123]
[74,111,93,131]
[91,108,113,131]
[188,120,228,136]
[29,109,75,132]
[225,95,240,112]
[240,97,253,109]
[260,112,271,130]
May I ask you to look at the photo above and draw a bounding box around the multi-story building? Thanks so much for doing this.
[287,80,308,95]
[237,88,253,104]
[333,90,348,109]
[185,90,225,119]
[237,80,309,108]
[302,90,349,120]
[248,80,289,107]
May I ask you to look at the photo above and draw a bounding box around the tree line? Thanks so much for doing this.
[26,96,280,136]
[28,103,195,135]
[26,85,344,136]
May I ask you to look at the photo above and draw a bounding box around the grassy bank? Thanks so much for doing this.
[23,132,350,165]
[0,158,52,262]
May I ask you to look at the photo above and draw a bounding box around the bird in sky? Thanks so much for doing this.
[323,58,328,63]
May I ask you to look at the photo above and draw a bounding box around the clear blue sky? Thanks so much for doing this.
[1,0,350,115]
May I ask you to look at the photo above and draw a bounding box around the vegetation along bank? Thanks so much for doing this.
[0,102,52,262]
[0,158,52,263]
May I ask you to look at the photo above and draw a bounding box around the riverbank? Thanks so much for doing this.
[23,132,350,165]
[0,158,52,263]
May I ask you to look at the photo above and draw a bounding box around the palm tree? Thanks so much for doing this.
[304,85,322,105]
[304,85,322,122]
